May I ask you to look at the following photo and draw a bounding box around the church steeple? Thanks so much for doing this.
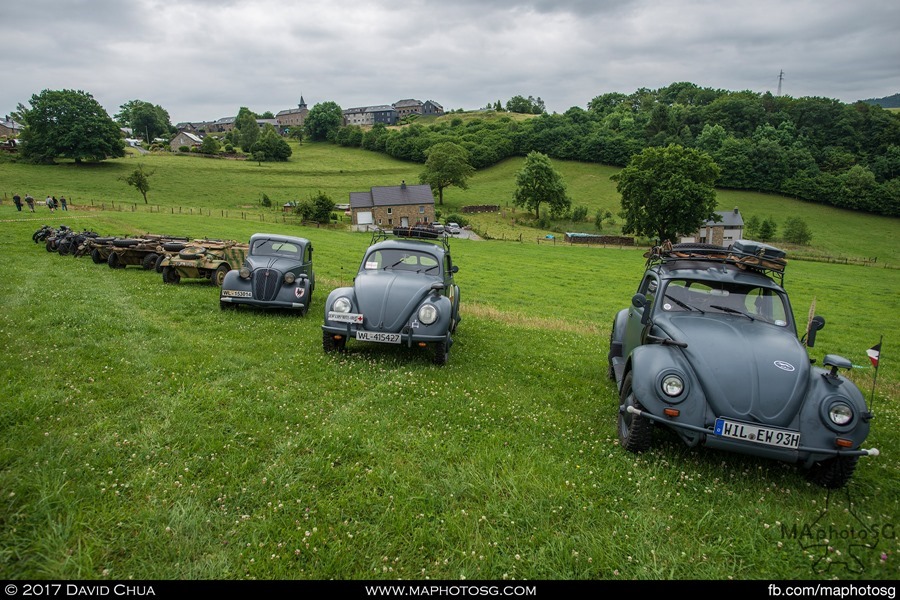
[299,95,307,110]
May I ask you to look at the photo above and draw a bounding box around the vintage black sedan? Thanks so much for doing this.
[607,241,878,488]
[219,233,314,315]
[322,229,460,365]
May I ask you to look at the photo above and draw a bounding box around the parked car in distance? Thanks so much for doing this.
[431,222,445,233]
[607,240,877,488]
[446,222,461,234]
[219,233,315,315]
[322,229,461,365]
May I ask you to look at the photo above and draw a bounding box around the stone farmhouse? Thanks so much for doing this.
[1,115,23,138]
[169,131,203,151]
[275,96,309,132]
[680,208,745,247]
[349,181,436,231]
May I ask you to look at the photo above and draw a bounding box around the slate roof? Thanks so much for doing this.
[706,208,744,228]
[350,183,435,209]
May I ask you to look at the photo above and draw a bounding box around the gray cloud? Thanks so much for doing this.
[4,0,898,124]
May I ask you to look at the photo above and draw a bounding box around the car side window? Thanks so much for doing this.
[639,275,658,306]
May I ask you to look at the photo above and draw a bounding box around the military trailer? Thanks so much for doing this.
[159,239,249,286]
[106,235,190,270]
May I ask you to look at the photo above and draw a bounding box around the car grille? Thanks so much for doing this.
[253,268,281,301]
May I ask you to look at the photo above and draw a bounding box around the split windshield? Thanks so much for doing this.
[660,279,789,326]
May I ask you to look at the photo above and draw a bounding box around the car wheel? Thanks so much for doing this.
[607,325,617,381]
[162,266,181,284]
[142,253,159,270]
[107,251,122,269]
[806,455,860,489]
[618,371,653,453]
[154,254,166,273]
[432,338,450,366]
[211,264,229,287]
[91,248,103,264]
[323,331,346,353]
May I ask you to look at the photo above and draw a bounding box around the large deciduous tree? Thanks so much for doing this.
[304,101,343,142]
[250,125,292,162]
[613,144,720,242]
[513,151,571,218]
[234,107,260,152]
[115,99,172,141]
[419,142,475,205]
[20,89,125,164]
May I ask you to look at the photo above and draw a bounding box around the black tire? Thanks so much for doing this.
[154,254,166,273]
[92,237,114,244]
[806,455,860,489]
[45,240,56,252]
[142,253,159,270]
[323,331,346,353]
[162,266,181,284]
[107,251,124,269]
[179,247,206,260]
[211,264,229,287]
[163,242,187,252]
[432,337,450,366]
[113,239,140,248]
[618,371,653,453]
[671,242,727,252]
[91,248,103,264]
[57,241,71,256]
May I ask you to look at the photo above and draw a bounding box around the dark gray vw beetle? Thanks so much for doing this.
[608,241,877,488]
[322,228,460,365]
[219,233,314,315]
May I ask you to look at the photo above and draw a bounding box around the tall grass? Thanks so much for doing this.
[0,212,897,581]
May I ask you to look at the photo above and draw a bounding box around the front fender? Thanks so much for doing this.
[796,367,872,464]
[629,344,709,440]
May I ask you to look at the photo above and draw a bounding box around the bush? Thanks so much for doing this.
[178,145,190,153]
[782,216,813,245]
[443,214,469,227]
[571,205,588,222]
[260,193,272,208]
[224,144,234,153]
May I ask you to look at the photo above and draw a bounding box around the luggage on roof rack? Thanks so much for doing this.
[644,239,787,283]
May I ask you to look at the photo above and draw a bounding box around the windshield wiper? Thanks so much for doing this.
[665,294,704,313]
[709,305,755,321]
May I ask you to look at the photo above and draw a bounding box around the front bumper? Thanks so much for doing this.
[221,296,306,310]
[322,323,448,346]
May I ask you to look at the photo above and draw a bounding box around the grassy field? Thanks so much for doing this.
[0,146,898,581]
[0,209,897,581]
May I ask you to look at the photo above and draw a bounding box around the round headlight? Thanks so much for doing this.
[418,304,438,325]
[239,266,251,279]
[332,297,352,313]
[284,272,296,285]
[828,402,853,426]
[661,374,684,397]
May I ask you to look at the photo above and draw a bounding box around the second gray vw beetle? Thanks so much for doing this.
[607,241,878,488]
[322,228,461,365]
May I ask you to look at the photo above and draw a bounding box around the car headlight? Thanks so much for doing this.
[239,266,251,279]
[828,402,854,426]
[332,297,352,313]
[418,304,438,325]
[284,272,296,285]
[661,374,684,397]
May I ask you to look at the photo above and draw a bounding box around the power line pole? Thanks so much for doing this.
[777,70,784,96]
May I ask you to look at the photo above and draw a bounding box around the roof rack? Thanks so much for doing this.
[644,240,787,284]
[370,226,451,251]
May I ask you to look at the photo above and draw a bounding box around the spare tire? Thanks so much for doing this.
[671,243,727,251]
[113,238,141,248]
[163,242,187,252]
[179,246,207,260]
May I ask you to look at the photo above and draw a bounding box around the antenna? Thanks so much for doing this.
[777,70,784,96]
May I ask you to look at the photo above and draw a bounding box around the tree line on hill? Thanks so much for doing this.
[331,82,900,217]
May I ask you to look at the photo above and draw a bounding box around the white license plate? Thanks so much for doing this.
[222,290,252,297]
[356,331,401,344]
[714,418,800,449]
[328,311,363,324]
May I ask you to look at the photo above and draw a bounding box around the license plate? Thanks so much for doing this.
[221,290,252,297]
[356,331,401,344]
[328,312,363,324]
[714,418,800,449]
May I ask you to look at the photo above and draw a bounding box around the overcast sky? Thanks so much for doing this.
[5,0,898,124]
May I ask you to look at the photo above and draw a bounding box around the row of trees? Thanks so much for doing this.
[331,83,900,217]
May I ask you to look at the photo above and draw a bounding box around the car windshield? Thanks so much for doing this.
[363,249,440,274]
[660,279,790,326]
[252,239,301,258]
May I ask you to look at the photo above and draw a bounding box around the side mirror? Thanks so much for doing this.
[632,293,651,325]
[806,315,826,348]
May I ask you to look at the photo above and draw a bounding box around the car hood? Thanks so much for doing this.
[247,256,303,273]
[355,271,439,332]
[660,314,810,427]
